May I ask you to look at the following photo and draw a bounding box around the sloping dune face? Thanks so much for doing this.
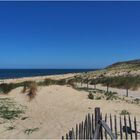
[0,85,140,139]
[0,85,89,139]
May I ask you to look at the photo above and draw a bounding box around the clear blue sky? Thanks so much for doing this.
[0,1,140,69]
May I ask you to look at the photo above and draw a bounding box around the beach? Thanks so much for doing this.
[0,74,140,139]
[0,73,78,84]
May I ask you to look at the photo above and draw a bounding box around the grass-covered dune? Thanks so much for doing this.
[0,81,36,94]
[0,78,74,94]
[76,59,140,90]
[79,59,140,80]
[106,59,140,70]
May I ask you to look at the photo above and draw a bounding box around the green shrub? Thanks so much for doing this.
[44,79,56,85]
[0,83,14,94]
[120,110,130,115]
[134,98,140,104]
[88,92,94,100]
[0,81,34,94]
[67,79,75,88]
[56,79,67,85]
[96,96,102,100]
[105,91,118,100]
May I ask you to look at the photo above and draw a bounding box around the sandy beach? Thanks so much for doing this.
[0,74,140,139]
[0,73,78,84]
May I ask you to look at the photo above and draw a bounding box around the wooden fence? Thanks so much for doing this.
[62,108,139,139]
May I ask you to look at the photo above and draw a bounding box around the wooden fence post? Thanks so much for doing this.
[124,115,128,139]
[110,114,113,132]
[76,124,78,139]
[129,115,133,140]
[62,109,139,140]
[66,133,68,140]
[114,115,117,139]
[100,113,103,139]
[120,116,123,139]
[126,88,129,97]
[94,107,101,139]
[134,117,138,140]
[62,136,64,140]
[105,114,107,139]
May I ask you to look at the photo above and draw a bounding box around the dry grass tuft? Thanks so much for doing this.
[27,82,38,101]
[21,81,38,101]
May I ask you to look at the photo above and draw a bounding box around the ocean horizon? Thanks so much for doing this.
[0,69,97,79]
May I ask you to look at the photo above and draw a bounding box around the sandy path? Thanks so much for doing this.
[0,85,139,139]
[78,83,140,99]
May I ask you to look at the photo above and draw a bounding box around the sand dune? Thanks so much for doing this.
[0,85,140,139]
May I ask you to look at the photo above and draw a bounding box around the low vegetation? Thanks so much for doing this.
[38,78,67,86]
[106,59,140,70]
[96,96,102,100]
[27,82,38,100]
[105,91,118,100]
[0,78,72,95]
[21,81,33,93]
[88,92,94,100]
[90,76,140,91]
[77,87,94,92]
[22,81,38,100]
[6,125,15,131]
[24,127,39,135]
[0,98,25,120]
[133,98,140,104]
[120,110,130,115]
[0,81,34,94]
[87,90,118,101]
[0,83,21,94]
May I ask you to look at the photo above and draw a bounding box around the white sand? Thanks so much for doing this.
[0,85,140,139]
[0,73,78,84]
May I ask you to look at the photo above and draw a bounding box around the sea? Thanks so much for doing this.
[0,69,96,79]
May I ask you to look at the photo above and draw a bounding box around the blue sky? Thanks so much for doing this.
[0,1,140,69]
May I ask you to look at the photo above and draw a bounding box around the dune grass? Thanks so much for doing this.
[0,78,70,95]
[0,81,34,94]
[105,91,118,100]
[22,81,38,100]
[38,78,67,86]
[27,82,38,100]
